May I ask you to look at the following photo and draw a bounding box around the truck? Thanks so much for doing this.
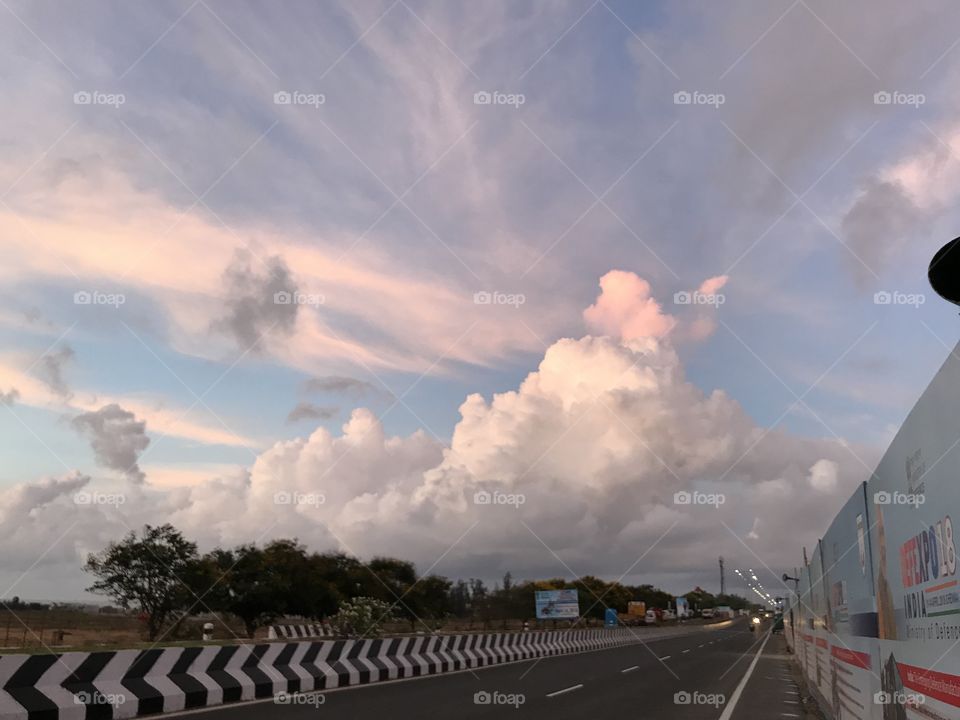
[627,601,646,617]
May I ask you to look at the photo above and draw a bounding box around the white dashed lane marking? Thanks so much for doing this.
[546,684,583,698]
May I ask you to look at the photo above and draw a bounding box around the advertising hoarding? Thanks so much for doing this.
[867,345,960,719]
[535,589,580,619]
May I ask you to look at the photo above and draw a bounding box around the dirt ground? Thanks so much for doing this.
[0,610,703,654]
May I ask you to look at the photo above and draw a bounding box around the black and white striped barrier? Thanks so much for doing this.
[0,628,640,719]
[266,624,332,640]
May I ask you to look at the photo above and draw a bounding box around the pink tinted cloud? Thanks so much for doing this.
[583,270,676,342]
[697,275,728,296]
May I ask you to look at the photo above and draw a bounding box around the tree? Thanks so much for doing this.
[299,552,342,620]
[408,575,452,630]
[449,579,470,618]
[366,557,418,626]
[205,545,281,637]
[84,524,201,641]
[204,539,340,637]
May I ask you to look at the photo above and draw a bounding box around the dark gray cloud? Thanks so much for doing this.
[0,387,19,405]
[286,402,339,424]
[302,375,379,396]
[841,180,927,287]
[214,250,299,351]
[71,403,150,484]
[36,345,74,398]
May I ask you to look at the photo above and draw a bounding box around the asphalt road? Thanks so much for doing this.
[163,619,792,719]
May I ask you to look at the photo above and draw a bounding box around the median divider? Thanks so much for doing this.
[266,624,332,640]
[0,627,654,719]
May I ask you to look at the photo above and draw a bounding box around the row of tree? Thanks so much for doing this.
[83,524,754,641]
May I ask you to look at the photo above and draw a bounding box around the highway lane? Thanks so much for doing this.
[164,619,770,719]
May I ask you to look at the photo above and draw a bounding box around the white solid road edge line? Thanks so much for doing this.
[546,684,584,698]
[717,632,771,720]
[621,665,639,673]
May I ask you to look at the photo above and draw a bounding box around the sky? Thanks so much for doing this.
[3,0,960,602]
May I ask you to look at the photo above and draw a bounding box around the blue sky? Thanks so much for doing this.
[2,0,960,599]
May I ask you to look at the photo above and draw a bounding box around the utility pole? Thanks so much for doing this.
[719,556,726,595]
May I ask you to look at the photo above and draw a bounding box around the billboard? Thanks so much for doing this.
[785,342,960,720]
[675,597,690,618]
[535,589,580,619]
[867,345,960,719]
[817,486,879,718]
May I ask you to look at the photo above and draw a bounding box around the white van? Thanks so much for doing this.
[645,609,658,624]
[701,608,715,619]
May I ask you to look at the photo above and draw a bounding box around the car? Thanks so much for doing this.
[662,609,676,620]
[645,609,658,624]
[701,608,715,619]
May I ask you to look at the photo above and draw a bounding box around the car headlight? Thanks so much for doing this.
[752,617,761,625]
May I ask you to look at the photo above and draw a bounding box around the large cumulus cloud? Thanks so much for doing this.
[0,272,876,599]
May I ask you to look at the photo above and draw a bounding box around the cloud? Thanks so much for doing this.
[0,472,98,573]
[698,276,728,297]
[840,180,926,286]
[0,272,875,598]
[36,345,74,398]
[214,250,299,352]
[807,458,839,493]
[583,270,729,344]
[286,402,339,424]
[302,376,379,396]
[583,270,676,342]
[0,387,19,405]
[71,403,151,484]
[684,275,729,342]
[0,359,259,448]
[839,122,960,286]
